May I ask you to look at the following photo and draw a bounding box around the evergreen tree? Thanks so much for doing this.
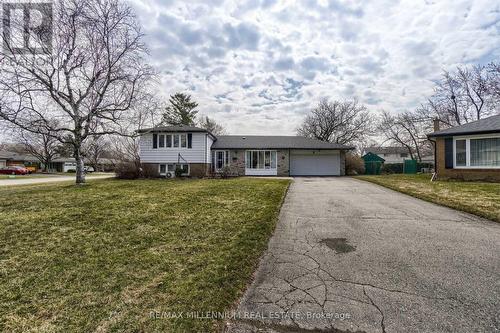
[162,93,199,126]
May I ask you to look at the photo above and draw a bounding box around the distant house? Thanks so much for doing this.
[364,147,410,164]
[138,125,354,177]
[0,151,116,172]
[427,114,500,181]
[0,153,8,168]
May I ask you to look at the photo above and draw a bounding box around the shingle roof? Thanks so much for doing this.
[211,136,353,150]
[427,114,500,137]
[137,125,208,134]
[365,146,408,155]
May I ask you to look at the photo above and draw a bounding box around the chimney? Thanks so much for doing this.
[433,118,440,132]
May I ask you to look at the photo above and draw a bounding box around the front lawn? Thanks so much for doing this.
[356,174,499,222]
[0,178,290,332]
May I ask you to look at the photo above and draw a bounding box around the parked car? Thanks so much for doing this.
[84,166,95,173]
[0,166,30,175]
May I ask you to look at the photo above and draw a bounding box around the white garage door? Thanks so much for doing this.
[290,150,340,176]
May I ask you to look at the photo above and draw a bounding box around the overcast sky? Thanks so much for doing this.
[130,0,500,135]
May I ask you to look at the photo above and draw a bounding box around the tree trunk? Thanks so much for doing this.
[74,148,86,184]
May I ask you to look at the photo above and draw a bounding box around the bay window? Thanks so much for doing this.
[246,150,277,169]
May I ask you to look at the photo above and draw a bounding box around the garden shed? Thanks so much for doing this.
[362,152,385,175]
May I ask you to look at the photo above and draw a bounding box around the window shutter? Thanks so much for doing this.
[153,134,157,149]
[187,133,192,148]
[444,138,453,169]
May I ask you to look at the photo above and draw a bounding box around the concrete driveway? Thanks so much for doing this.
[227,177,500,333]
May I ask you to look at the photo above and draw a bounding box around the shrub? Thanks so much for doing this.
[345,153,365,175]
[174,167,184,178]
[115,162,140,179]
[66,169,76,173]
[141,163,159,178]
[219,166,232,179]
[381,163,403,174]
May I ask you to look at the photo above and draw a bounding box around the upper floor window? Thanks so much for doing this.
[154,133,188,149]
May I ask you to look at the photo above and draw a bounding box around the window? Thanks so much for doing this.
[400,153,408,158]
[167,164,175,172]
[455,139,466,166]
[159,135,165,148]
[246,150,277,169]
[159,164,166,174]
[470,138,500,167]
[166,135,172,147]
[180,134,187,148]
[173,135,179,147]
[454,136,500,168]
[214,151,229,170]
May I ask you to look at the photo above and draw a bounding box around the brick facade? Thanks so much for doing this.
[434,137,500,181]
[141,162,209,178]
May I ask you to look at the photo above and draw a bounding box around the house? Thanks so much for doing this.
[364,146,410,164]
[0,151,116,172]
[427,114,500,181]
[0,153,8,168]
[138,125,353,177]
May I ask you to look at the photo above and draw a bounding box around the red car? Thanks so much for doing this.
[0,166,30,175]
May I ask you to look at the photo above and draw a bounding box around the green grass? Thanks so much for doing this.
[0,178,290,332]
[356,174,500,222]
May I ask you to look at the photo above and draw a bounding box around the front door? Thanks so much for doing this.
[215,151,227,171]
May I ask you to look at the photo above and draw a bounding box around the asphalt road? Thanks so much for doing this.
[226,177,500,333]
[0,174,113,186]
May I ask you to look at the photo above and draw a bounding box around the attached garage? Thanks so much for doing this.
[290,150,341,176]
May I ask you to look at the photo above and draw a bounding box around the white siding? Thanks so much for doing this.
[139,132,209,163]
[206,135,214,164]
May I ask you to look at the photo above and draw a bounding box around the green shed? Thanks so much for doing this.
[362,152,385,175]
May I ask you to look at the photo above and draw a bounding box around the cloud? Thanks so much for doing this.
[134,0,500,134]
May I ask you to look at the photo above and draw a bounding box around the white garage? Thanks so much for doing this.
[290,150,341,176]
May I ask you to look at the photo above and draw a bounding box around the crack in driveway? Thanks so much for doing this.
[226,178,500,333]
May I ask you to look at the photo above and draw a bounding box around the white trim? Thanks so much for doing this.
[213,150,229,171]
[452,134,500,169]
[156,133,189,150]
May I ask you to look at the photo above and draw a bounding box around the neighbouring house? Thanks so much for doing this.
[427,114,500,181]
[363,146,410,164]
[138,125,353,177]
[0,151,116,172]
[0,153,8,168]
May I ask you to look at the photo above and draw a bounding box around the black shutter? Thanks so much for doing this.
[444,138,453,169]
[187,133,192,148]
[153,133,157,149]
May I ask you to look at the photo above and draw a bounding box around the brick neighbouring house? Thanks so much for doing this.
[427,114,500,181]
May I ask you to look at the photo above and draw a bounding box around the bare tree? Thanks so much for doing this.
[111,92,163,168]
[377,111,431,162]
[15,129,60,172]
[0,0,153,184]
[487,62,500,101]
[82,136,107,171]
[419,64,498,127]
[297,99,373,146]
[198,115,226,135]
